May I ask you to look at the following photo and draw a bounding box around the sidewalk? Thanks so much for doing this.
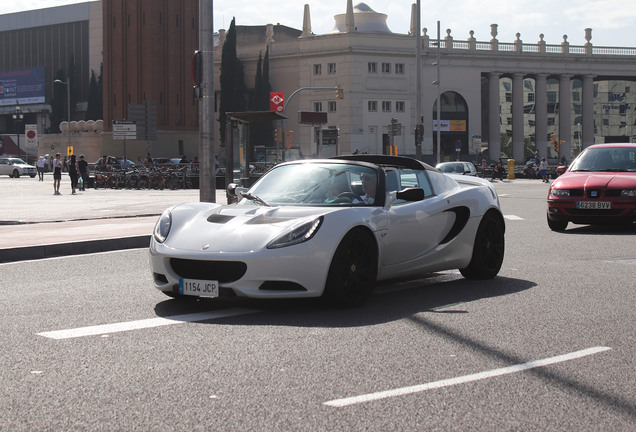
[0,174,227,263]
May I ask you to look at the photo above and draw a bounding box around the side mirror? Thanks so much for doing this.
[227,183,249,197]
[556,166,567,175]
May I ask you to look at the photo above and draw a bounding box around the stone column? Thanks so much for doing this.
[512,73,525,162]
[558,74,573,162]
[582,74,596,149]
[534,74,549,159]
[488,72,501,161]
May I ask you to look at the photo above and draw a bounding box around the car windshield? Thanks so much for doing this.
[438,163,465,174]
[244,163,379,206]
[569,147,636,172]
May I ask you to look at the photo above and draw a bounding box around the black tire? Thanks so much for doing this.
[324,229,377,307]
[30,174,36,178]
[460,211,505,279]
[13,169,20,178]
[547,216,568,231]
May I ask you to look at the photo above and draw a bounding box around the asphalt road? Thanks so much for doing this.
[1,180,635,431]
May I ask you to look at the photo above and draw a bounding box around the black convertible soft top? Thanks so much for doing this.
[332,154,436,171]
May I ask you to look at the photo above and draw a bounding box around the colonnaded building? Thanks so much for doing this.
[1,0,635,165]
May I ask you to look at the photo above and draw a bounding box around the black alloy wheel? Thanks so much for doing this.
[324,229,377,307]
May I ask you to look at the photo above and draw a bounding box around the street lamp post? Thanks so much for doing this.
[12,105,24,162]
[54,78,72,154]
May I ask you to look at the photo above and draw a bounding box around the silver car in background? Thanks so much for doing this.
[0,157,37,178]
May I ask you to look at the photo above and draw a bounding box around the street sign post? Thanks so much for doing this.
[25,124,38,149]
[112,120,137,140]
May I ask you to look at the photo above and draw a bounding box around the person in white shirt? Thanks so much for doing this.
[354,172,377,204]
[539,157,549,183]
[36,156,45,181]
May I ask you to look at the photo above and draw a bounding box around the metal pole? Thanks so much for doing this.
[436,21,441,164]
[199,0,216,202]
[67,78,71,154]
[415,0,422,158]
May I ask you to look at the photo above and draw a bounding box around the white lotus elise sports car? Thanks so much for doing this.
[150,155,505,307]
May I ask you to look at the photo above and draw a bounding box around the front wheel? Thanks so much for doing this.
[460,211,505,279]
[547,216,568,231]
[12,169,20,178]
[324,229,377,307]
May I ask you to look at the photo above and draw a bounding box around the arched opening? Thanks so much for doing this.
[433,91,469,161]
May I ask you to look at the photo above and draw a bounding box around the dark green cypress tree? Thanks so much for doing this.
[85,70,99,121]
[262,45,273,147]
[219,18,248,145]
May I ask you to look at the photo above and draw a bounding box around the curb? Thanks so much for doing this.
[0,235,150,264]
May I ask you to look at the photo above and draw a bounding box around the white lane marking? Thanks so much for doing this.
[324,346,611,407]
[37,308,259,339]
[504,215,524,220]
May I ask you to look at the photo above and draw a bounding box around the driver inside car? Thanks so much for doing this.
[353,172,377,204]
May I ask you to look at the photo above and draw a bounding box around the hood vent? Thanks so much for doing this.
[207,214,235,224]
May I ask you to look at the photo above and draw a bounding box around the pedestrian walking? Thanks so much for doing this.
[36,156,45,181]
[78,154,89,191]
[539,157,549,182]
[67,154,79,194]
[52,153,63,195]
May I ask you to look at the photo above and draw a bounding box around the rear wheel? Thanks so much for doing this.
[547,216,568,231]
[460,211,505,279]
[324,229,377,307]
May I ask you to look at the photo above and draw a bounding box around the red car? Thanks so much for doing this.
[547,143,636,231]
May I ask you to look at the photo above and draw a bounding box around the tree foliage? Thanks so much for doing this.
[219,18,247,145]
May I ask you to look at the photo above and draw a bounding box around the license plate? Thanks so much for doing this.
[576,201,611,209]
[179,278,219,297]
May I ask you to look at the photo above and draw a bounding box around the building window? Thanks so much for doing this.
[396,101,405,112]
[395,63,404,74]
[368,62,377,73]
[328,101,336,112]
[527,93,535,102]
[368,101,377,112]
[328,63,336,74]
[313,64,321,75]
[314,102,323,112]
[382,101,392,112]
[382,63,391,73]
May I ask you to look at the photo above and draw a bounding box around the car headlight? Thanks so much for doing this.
[267,217,323,249]
[620,190,636,197]
[153,210,172,243]
[550,188,570,197]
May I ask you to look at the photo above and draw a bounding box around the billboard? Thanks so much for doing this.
[0,67,46,106]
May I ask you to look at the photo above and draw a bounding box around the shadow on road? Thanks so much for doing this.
[152,274,534,328]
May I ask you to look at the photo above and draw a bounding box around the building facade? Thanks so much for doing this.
[2,0,636,165]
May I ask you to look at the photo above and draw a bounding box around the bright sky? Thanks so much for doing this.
[2,0,636,48]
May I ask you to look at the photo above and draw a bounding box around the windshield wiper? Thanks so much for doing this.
[240,191,270,206]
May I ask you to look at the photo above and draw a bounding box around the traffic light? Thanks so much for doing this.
[414,123,424,144]
[550,133,559,153]
[273,128,281,142]
[67,146,74,156]
[285,130,294,149]
[335,85,343,99]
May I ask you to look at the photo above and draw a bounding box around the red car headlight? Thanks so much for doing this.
[550,188,570,197]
